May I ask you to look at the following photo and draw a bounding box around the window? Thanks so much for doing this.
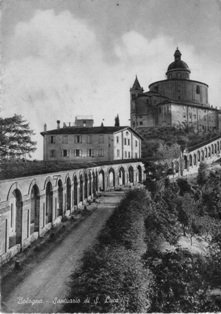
[159,108,162,114]
[116,136,119,143]
[98,149,104,157]
[98,135,104,143]
[196,85,200,94]
[135,140,138,147]
[128,152,130,158]
[125,151,127,158]
[194,115,197,119]
[50,150,56,157]
[140,121,143,125]
[75,135,82,143]
[128,139,130,145]
[11,204,13,228]
[154,85,158,92]
[87,135,92,143]
[87,149,94,157]
[83,120,86,127]
[135,153,138,158]
[63,150,68,157]
[177,84,181,92]
[62,135,68,144]
[75,149,82,157]
[124,138,127,145]
[50,136,55,144]
[204,117,207,121]
[117,149,120,157]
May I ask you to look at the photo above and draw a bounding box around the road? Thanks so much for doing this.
[1,191,123,313]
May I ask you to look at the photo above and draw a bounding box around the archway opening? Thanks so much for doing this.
[80,175,83,202]
[137,165,142,183]
[129,166,134,184]
[12,189,23,245]
[119,167,125,186]
[108,168,115,187]
[58,179,63,216]
[99,170,105,191]
[84,173,88,199]
[66,177,71,211]
[189,155,193,167]
[74,176,78,206]
[30,184,40,234]
[89,173,92,196]
[46,182,53,223]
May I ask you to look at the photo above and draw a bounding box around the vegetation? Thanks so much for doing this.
[138,126,219,159]
[0,115,37,159]
[64,189,152,313]
[63,165,221,312]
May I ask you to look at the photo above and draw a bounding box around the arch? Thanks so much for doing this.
[211,144,214,155]
[66,177,71,211]
[128,166,134,184]
[197,150,200,162]
[204,147,208,158]
[46,181,53,223]
[108,168,115,187]
[13,189,23,245]
[175,161,179,173]
[92,171,96,195]
[89,172,92,196]
[99,169,105,191]
[214,143,217,154]
[184,155,188,169]
[137,165,142,183]
[84,172,88,199]
[189,155,193,167]
[217,141,220,152]
[208,146,211,157]
[96,170,99,192]
[193,154,197,166]
[201,150,204,161]
[74,176,78,206]
[79,174,84,202]
[58,179,63,216]
[119,167,125,186]
[30,184,40,234]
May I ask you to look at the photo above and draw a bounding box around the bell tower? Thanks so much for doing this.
[130,76,143,128]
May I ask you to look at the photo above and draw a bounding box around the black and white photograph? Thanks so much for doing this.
[1,0,221,312]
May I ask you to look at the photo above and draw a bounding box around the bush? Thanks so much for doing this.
[64,189,153,313]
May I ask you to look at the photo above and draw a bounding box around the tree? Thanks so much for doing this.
[0,114,37,159]
[197,162,208,185]
[114,114,120,126]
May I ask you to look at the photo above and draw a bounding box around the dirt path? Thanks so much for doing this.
[1,191,124,313]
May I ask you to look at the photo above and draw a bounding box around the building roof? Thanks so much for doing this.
[130,76,143,90]
[167,48,190,73]
[41,126,144,139]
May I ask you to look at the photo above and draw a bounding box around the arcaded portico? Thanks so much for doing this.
[0,161,145,265]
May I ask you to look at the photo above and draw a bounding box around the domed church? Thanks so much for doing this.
[130,48,221,132]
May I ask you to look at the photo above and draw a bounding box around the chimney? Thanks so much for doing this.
[44,123,47,132]
[57,120,60,129]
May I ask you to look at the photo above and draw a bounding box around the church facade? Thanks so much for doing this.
[130,49,221,132]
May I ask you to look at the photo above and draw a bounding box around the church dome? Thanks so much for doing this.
[166,48,190,79]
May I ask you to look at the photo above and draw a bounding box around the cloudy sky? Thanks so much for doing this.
[2,0,221,159]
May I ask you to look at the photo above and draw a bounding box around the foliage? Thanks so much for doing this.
[145,249,221,312]
[197,162,209,185]
[176,178,192,196]
[0,114,37,159]
[64,189,153,313]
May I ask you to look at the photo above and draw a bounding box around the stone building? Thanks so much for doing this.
[41,123,142,162]
[130,48,221,132]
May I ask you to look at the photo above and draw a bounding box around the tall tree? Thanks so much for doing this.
[0,114,37,159]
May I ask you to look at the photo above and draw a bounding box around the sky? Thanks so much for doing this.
[1,0,221,159]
